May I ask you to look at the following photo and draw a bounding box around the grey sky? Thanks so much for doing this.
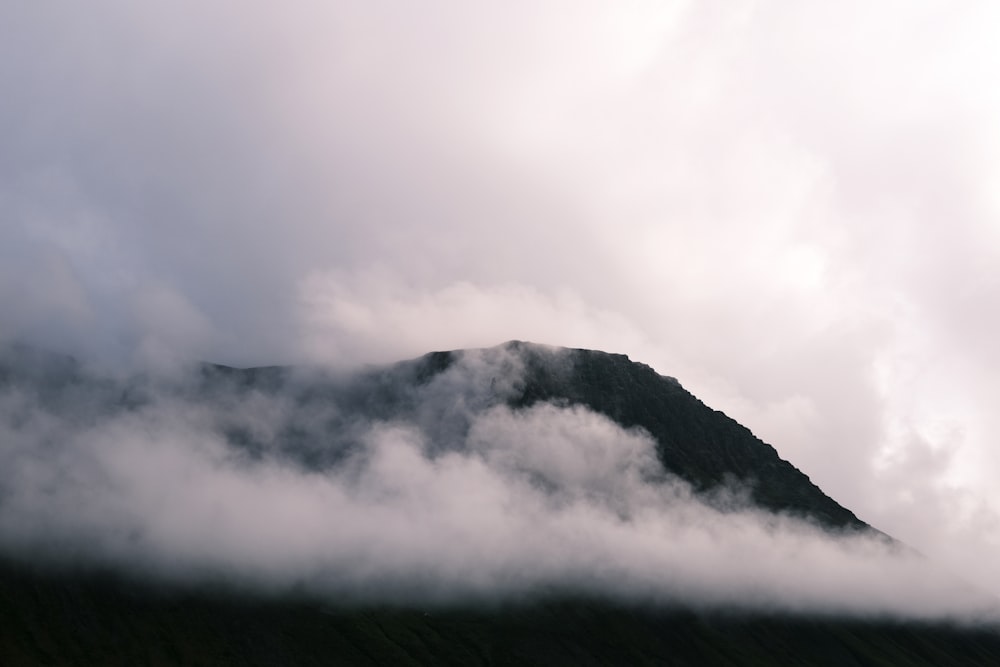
[2,2,1000,598]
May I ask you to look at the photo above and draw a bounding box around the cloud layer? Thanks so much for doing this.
[0,350,994,621]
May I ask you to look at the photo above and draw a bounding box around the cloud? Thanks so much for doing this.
[2,0,1000,613]
[0,350,995,621]
[298,271,651,366]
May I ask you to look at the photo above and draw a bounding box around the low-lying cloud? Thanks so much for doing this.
[0,349,994,621]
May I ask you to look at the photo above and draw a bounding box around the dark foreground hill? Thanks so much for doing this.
[4,556,1000,667]
[0,565,1000,667]
[1,341,999,665]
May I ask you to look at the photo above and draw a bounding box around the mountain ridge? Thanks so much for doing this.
[194,340,864,530]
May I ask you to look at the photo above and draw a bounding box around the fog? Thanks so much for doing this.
[0,349,994,621]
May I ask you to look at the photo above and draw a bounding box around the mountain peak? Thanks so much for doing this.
[1,340,863,531]
[400,341,863,530]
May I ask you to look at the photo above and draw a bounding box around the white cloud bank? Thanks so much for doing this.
[0,352,994,621]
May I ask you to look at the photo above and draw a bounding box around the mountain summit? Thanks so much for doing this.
[194,340,862,529]
[427,341,863,529]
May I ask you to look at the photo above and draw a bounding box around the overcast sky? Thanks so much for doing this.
[3,1,1000,597]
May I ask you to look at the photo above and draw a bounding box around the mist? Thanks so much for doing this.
[0,348,994,622]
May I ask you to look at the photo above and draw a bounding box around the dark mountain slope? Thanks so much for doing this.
[447,341,862,528]
[0,340,870,531]
[195,341,863,529]
[3,556,1000,667]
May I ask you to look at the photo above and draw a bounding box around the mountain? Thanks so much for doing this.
[0,341,998,665]
[443,341,863,528]
[195,341,861,529]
